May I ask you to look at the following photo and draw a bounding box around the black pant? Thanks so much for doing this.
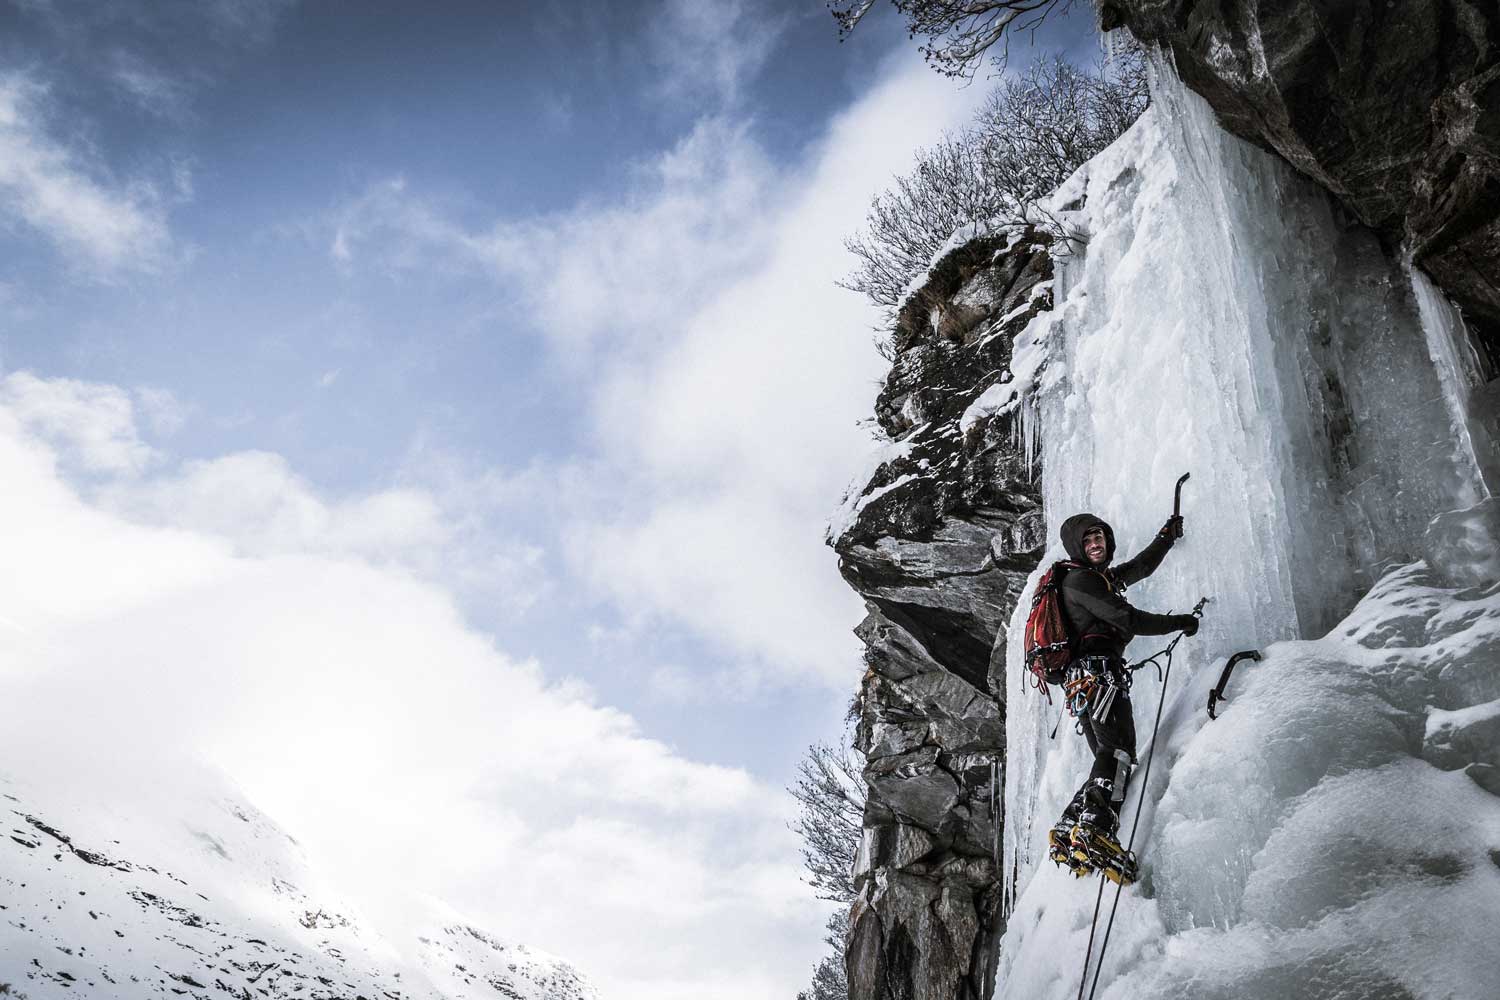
[1060,660,1136,832]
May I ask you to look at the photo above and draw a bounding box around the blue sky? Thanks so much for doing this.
[0,1,1097,995]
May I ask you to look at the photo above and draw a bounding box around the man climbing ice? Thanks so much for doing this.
[1046,512,1201,884]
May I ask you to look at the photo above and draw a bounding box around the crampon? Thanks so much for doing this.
[1048,825,1094,878]
[1070,823,1138,885]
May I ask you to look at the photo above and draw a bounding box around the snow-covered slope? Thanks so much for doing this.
[999,554,1500,998]
[993,66,1500,998]
[0,763,597,1000]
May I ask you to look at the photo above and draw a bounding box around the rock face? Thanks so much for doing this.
[1107,0,1500,368]
[830,230,1053,1000]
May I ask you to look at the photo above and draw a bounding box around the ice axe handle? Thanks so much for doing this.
[1207,649,1261,720]
[1173,472,1190,518]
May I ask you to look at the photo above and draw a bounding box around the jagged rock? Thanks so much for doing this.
[1424,698,1500,770]
[842,512,1043,692]
[856,823,940,877]
[1112,0,1500,367]
[847,870,997,1000]
[866,746,962,826]
[832,233,1051,1000]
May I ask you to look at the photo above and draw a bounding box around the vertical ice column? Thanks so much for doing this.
[1409,264,1500,498]
[1002,62,1484,905]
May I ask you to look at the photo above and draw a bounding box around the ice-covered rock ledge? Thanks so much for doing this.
[998,532,1500,999]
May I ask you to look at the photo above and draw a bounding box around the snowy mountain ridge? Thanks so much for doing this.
[0,763,598,1000]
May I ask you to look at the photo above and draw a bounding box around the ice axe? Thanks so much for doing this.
[1170,472,1189,539]
[1207,649,1262,720]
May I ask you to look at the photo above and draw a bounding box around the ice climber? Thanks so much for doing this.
[1047,512,1200,883]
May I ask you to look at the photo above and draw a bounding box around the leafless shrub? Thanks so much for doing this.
[796,908,852,1000]
[840,47,1149,318]
[789,739,867,904]
[790,737,862,1000]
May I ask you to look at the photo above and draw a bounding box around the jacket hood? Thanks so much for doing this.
[1061,513,1115,566]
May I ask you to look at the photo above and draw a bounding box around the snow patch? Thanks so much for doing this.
[1426,697,1500,742]
[827,434,919,542]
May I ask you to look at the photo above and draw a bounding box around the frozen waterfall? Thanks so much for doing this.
[995,65,1499,1000]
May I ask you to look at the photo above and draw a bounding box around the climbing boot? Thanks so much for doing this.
[1070,822,1138,886]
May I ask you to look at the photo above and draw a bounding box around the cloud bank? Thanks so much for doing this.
[329,52,990,690]
[0,373,817,1000]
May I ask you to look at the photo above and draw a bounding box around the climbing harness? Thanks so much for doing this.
[1075,597,1208,1000]
[1048,653,1127,740]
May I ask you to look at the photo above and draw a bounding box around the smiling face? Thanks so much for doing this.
[1083,526,1109,566]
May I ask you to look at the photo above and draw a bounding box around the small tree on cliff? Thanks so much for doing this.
[790,738,866,1000]
[828,0,1079,76]
[789,739,867,902]
[840,48,1148,317]
[797,909,851,1000]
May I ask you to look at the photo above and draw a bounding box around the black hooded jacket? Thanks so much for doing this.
[1058,513,1182,658]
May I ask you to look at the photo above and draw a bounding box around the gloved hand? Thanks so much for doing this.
[1174,614,1200,637]
[1159,514,1185,541]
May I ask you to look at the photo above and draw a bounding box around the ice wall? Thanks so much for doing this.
[995,64,1495,998]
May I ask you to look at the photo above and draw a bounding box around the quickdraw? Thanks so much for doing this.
[1064,658,1131,727]
[1062,672,1097,716]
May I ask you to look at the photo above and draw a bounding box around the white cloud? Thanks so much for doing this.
[0,72,173,275]
[330,115,778,357]
[0,374,548,619]
[197,0,299,45]
[108,49,194,119]
[0,379,824,1000]
[561,55,993,686]
[134,384,188,434]
[99,445,552,620]
[645,0,787,108]
[327,51,989,689]
[0,370,158,474]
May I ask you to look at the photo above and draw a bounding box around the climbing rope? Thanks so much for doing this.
[1075,597,1208,1000]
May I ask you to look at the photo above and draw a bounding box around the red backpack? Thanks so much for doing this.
[1023,560,1081,702]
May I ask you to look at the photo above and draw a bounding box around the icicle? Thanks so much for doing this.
[1407,263,1497,498]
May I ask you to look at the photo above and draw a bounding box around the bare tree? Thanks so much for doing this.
[790,739,863,1000]
[827,0,1078,76]
[837,132,1009,317]
[971,52,1146,232]
[796,909,852,1000]
[789,739,867,903]
[840,47,1149,318]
